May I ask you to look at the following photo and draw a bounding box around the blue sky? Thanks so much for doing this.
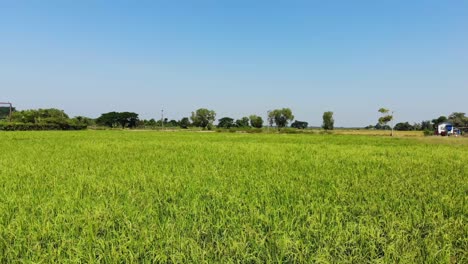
[1,1,467,126]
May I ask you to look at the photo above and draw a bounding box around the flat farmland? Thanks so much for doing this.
[0,131,466,263]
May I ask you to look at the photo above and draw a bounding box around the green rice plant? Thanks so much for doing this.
[0,131,466,263]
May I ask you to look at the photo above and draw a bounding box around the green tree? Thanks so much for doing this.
[394,122,414,131]
[421,120,432,130]
[117,112,139,128]
[235,117,250,128]
[12,108,69,123]
[191,108,216,129]
[431,116,447,129]
[167,119,179,127]
[268,108,294,131]
[72,116,95,126]
[291,120,308,129]
[147,119,157,127]
[249,115,263,128]
[179,117,190,129]
[378,108,394,135]
[448,112,467,127]
[0,106,15,120]
[217,117,234,128]
[322,111,334,130]
[96,112,139,128]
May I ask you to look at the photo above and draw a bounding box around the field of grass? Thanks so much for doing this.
[0,131,466,263]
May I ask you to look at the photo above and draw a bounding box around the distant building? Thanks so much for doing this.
[437,122,461,136]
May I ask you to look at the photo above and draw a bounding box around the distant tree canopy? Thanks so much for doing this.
[12,108,69,123]
[96,112,139,129]
[235,117,250,128]
[378,108,393,126]
[217,117,234,129]
[249,115,263,128]
[431,116,447,129]
[291,120,308,129]
[179,117,191,129]
[374,123,391,130]
[322,111,334,130]
[421,120,432,130]
[268,108,294,130]
[1,108,88,130]
[166,119,179,127]
[448,112,468,127]
[0,106,15,120]
[394,122,414,131]
[191,108,216,129]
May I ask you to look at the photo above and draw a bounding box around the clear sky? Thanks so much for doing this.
[1,1,467,127]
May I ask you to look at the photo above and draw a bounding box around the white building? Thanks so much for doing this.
[437,122,458,136]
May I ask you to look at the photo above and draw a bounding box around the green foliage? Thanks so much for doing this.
[431,116,448,129]
[268,108,294,130]
[3,108,88,130]
[235,117,250,128]
[322,111,334,130]
[374,123,391,130]
[217,117,235,129]
[291,120,308,129]
[378,108,389,114]
[12,108,69,123]
[179,117,191,129]
[249,115,263,128]
[377,108,393,127]
[72,116,95,126]
[96,112,139,129]
[421,120,433,130]
[394,122,414,131]
[164,119,179,127]
[191,108,216,129]
[0,131,466,262]
[448,112,468,127]
[423,129,434,136]
[0,106,14,120]
[0,122,86,131]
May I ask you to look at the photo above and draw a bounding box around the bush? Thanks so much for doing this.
[0,122,87,131]
[423,129,434,137]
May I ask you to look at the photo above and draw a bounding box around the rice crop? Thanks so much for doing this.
[0,131,466,263]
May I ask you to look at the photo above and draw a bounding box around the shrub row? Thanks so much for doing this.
[0,122,87,131]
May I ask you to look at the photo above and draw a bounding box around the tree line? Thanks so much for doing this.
[0,107,335,131]
[94,107,334,131]
[1,106,465,133]
[367,108,468,133]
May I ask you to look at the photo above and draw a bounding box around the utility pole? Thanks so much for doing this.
[161,108,164,130]
[391,111,395,137]
[267,110,271,132]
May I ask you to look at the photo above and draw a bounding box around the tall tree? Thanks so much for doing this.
[191,108,216,129]
[431,116,447,129]
[448,112,467,127]
[268,108,294,131]
[235,117,250,128]
[378,108,394,135]
[96,112,139,128]
[322,111,334,130]
[217,117,234,128]
[179,117,191,129]
[249,115,263,128]
[421,120,432,130]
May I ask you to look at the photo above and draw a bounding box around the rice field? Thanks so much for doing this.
[0,131,466,263]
